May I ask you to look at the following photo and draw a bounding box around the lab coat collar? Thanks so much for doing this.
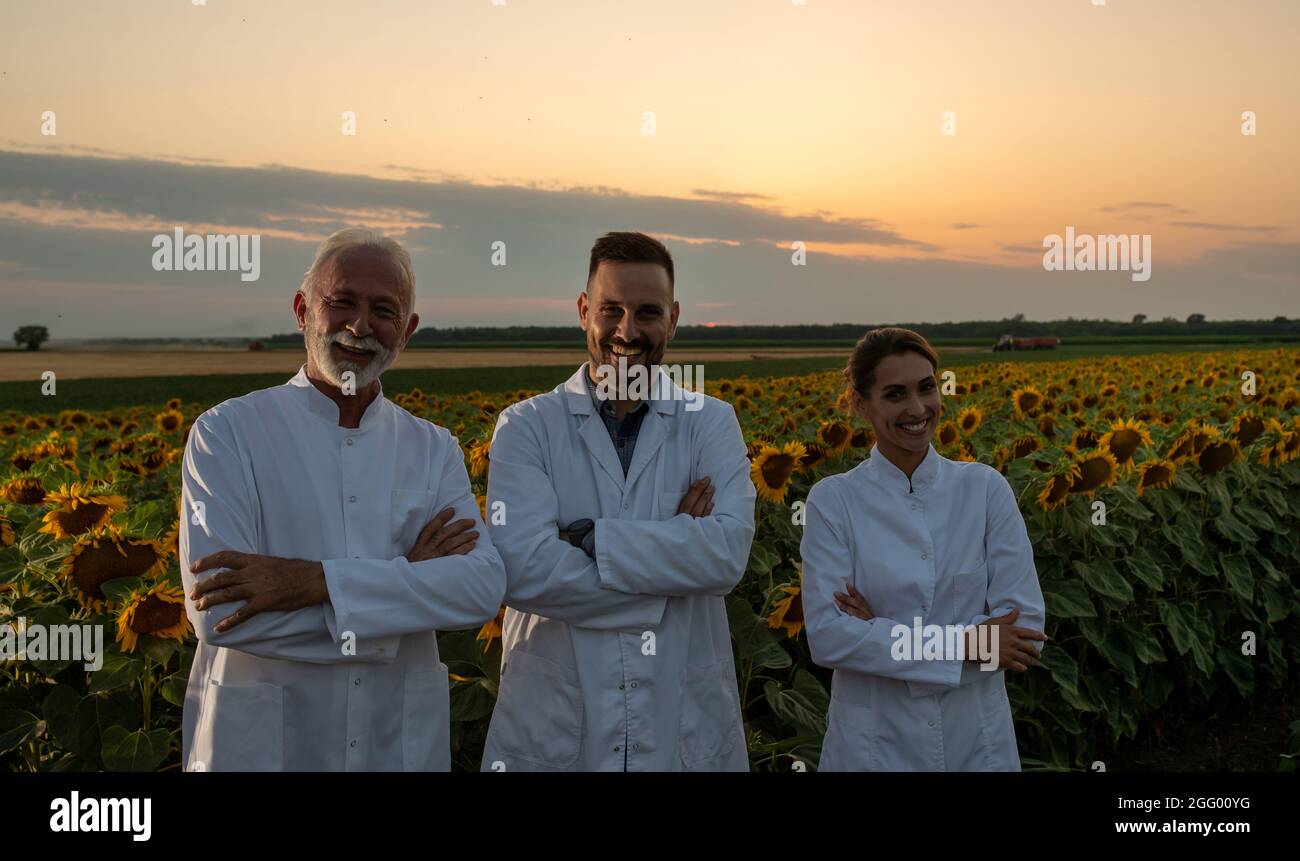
[865,442,941,495]
[563,363,679,417]
[287,365,389,429]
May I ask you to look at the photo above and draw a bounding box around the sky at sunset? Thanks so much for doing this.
[0,0,1296,337]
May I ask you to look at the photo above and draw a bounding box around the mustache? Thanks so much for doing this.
[329,331,384,352]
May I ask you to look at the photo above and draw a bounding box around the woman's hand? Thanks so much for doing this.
[968,607,1046,671]
[834,582,874,620]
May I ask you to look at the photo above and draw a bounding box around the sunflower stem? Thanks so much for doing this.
[140,658,153,731]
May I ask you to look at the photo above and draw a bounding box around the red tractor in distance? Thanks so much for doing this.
[993,334,1060,352]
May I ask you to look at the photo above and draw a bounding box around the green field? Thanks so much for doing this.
[3,340,1298,414]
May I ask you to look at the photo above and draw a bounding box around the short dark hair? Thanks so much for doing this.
[844,327,940,398]
[587,231,674,290]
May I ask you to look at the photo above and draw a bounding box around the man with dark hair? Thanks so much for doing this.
[480,231,756,771]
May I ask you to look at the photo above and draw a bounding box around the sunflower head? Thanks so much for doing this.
[0,476,46,506]
[62,530,168,611]
[1011,387,1044,420]
[817,420,853,456]
[767,582,804,638]
[1070,446,1119,496]
[1197,439,1241,476]
[115,582,193,654]
[751,442,807,504]
[958,406,983,435]
[155,409,184,434]
[1099,417,1153,466]
[0,516,14,547]
[1231,413,1266,446]
[1036,466,1080,512]
[468,439,491,478]
[1135,459,1177,497]
[799,443,827,471]
[936,421,961,448]
[38,483,128,540]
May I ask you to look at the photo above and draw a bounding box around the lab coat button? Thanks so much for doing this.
[346,438,354,446]
[632,743,640,750]
[349,495,357,503]
[613,746,621,752]
[618,683,625,690]
[921,553,928,560]
[623,502,630,510]
[353,678,361,686]
[928,721,935,728]
[350,739,357,748]
[630,682,638,688]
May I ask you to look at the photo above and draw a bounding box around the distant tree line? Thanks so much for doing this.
[264,315,1297,345]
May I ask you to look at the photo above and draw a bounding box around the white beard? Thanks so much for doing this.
[305,323,397,390]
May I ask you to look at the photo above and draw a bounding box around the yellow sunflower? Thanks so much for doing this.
[798,443,827,471]
[1067,428,1100,453]
[0,516,14,547]
[1069,447,1119,497]
[1011,387,1044,420]
[38,483,128,540]
[468,439,491,478]
[1196,439,1240,476]
[958,406,983,435]
[115,582,193,654]
[751,442,807,504]
[817,420,853,457]
[1135,459,1177,496]
[1036,467,1079,512]
[61,531,168,611]
[767,580,804,639]
[476,606,506,653]
[1098,417,1153,467]
[0,476,46,505]
[1231,413,1266,446]
[155,409,184,434]
[936,421,960,448]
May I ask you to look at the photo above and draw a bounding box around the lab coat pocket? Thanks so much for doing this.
[953,560,989,620]
[678,659,742,769]
[391,489,438,553]
[974,677,1017,771]
[821,689,877,772]
[191,680,283,772]
[491,650,584,770]
[402,665,450,771]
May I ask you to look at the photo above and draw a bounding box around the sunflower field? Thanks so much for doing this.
[2,347,1299,771]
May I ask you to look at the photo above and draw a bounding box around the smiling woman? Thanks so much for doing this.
[799,326,1048,772]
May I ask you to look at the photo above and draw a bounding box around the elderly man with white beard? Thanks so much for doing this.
[179,227,506,771]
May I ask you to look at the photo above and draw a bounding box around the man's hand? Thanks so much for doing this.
[677,478,715,517]
[966,607,1046,671]
[189,552,329,633]
[405,506,479,563]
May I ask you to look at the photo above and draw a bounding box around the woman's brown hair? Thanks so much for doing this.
[843,327,940,398]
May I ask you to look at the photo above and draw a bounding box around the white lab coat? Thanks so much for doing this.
[480,364,756,771]
[800,444,1045,771]
[179,367,506,771]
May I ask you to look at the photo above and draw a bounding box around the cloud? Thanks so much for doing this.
[691,189,775,203]
[1098,201,1192,215]
[0,150,1295,336]
[1169,221,1282,232]
[949,222,982,230]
